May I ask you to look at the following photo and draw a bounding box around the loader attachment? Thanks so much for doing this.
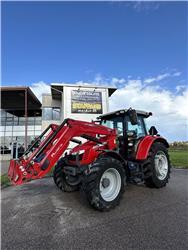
[8,119,70,185]
[8,118,116,185]
[8,160,22,185]
[8,159,33,185]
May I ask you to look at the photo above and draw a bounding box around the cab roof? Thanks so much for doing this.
[97,109,152,120]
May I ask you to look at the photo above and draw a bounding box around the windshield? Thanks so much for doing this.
[101,118,124,136]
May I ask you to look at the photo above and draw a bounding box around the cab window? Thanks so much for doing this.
[127,116,146,138]
[103,120,114,129]
[101,118,124,136]
[116,122,123,136]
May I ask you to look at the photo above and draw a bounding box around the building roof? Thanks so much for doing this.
[98,109,152,119]
[50,83,117,99]
[0,86,42,116]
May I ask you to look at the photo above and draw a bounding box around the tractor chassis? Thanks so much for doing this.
[60,152,145,187]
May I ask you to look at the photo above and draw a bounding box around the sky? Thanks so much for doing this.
[1,1,188,142]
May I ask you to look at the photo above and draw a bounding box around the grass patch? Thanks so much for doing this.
[1,174,11,188]
[1,167,55,189]
[169,150,188,168]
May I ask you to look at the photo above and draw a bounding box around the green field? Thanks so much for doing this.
[169,150,188,168]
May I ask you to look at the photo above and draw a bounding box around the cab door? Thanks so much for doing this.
[126,115,147,138]
[125,115,147,159]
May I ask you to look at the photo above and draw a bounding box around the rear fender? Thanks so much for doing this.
[136,136,169,160]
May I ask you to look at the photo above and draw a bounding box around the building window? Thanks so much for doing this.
[0,110,42,126]
[28,117,35,125]
[52,108,61,120]
[0,109,42,154]
[0,110,6,118]
[6,117,14,126]
[14,116,19,126]
[43,108,52,120]
[1,117,6,126]
[18,117,25,126]
[42,107,61,121]
[35,117,42,125]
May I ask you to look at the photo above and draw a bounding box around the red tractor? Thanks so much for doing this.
[8,108,171,211]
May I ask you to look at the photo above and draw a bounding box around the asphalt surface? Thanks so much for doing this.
[2,169,188,250]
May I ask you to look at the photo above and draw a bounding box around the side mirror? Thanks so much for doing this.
[149,126,158,136]
[128,108,138,125]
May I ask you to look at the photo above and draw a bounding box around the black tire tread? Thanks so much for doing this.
[143,142,171,188]
[53,158,79,192]
[81,156,126,211]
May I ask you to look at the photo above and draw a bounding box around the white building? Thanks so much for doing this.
[0,84,117,159]
[42,83,117,129]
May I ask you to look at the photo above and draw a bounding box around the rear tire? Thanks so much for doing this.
[81,156,126,211]
[143,142,171,188]
[53,158,79,192]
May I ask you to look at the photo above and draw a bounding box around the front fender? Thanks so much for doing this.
[136,136,169,160]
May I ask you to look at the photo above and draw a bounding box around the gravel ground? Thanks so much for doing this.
[1,169,188,250]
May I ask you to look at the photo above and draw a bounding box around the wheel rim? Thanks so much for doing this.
[154,151,168,180]
[99,168,121,202]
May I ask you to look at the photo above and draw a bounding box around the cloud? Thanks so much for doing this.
[112,77,126,85]
[109,79,188,142]
[144,71,182,84]
[176,85,187,93]
[110,0,160,12]
[128,1,160,12]
[76,74,117,87]
[173,72,182,77]
[30,81,50,101]
[144,73,170,84]
[30,73,187,142]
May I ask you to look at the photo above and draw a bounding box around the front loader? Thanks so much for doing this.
[8,108,171,211]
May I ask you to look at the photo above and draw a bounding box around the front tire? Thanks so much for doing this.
[53,158,79,192]
[143,142,171,188]
[81,156,126,211]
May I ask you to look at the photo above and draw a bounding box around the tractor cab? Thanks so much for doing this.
[98,108,153,159]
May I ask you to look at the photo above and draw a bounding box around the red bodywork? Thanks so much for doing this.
[8,118,169,186]
[136,135,169,160]
[8,119,117,185]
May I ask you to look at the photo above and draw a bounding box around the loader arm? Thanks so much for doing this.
[8,119,116,185]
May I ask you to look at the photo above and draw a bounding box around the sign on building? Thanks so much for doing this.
[71,90,102,114]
